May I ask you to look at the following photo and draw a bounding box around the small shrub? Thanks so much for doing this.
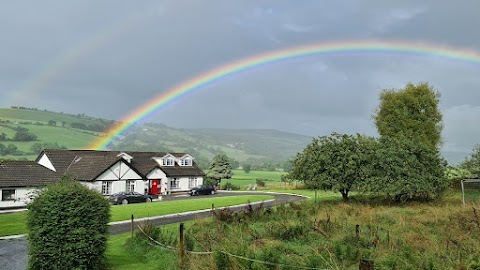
[256,179,266,187]
[27,178,110,270]
[222,181,240,190]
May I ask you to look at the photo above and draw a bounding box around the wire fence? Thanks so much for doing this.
[135,223,330,270]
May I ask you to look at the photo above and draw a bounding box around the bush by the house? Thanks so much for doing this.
[222,181,240,190]
[27,178,110,270]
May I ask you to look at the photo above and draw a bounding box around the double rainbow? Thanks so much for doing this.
[87,40,480,150]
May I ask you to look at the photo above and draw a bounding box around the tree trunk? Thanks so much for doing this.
[340,189,349,202]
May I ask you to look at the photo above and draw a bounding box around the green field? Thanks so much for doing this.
[0,195,273,236]
[223,169,287,188]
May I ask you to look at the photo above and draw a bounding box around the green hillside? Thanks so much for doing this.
[0,108,110,160]
[0,108,312,168]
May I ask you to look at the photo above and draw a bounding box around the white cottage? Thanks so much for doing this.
[0,150,205,209]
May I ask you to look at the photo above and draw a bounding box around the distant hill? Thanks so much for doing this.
[0,108,312,168]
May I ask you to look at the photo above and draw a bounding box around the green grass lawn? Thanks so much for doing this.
[0,195,273,237]
[110,195,273,221]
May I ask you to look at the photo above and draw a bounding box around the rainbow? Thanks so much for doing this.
[88,40,480,150]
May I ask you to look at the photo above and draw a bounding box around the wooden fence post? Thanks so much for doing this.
[131,215,134,238]
[359,259,374,270]
[179,223,185,264]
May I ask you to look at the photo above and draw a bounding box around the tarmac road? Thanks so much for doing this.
[0,191,307,270]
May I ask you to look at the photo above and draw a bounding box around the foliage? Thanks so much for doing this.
[207,153,233,185]
[256,178,266,187]
[373,82,443,150]
[243,163,251,173]
[222,181,241,190]
[27,179,110,270]
[0,143,19,155]
[462,144,480,178]
[288,133,376,202]
[361,137,449,201]
[12,127,37,141]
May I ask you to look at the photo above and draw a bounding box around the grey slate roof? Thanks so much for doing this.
[39,150,205,181]
[0,150,205,188]
[0,161,59,188]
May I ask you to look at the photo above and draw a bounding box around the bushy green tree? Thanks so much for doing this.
[374,82,443,150]
[243,164,251,173]
[361,137,449,201]
[462,144,480,178]
[288,133,376,202]
[27,179,110,270]
[207,154,233,185]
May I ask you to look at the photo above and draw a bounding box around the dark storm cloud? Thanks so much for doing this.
[0,0,479,163]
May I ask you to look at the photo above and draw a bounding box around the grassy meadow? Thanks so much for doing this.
[122,191,480,270]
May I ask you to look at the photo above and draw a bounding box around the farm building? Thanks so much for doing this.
[0,150,205,209]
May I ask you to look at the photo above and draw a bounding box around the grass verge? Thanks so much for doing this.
[0,195,273,237]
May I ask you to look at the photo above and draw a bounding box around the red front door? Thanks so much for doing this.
[151,180,159,194]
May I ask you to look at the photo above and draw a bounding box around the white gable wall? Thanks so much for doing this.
[37,153,56,172]
[147,168,167,179]
[96,161,142,181]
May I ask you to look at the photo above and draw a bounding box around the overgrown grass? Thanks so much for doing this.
[127,192,480,269]
[106,222,187,270]
[0,195,273,236]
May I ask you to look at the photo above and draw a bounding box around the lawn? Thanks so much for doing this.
[0,195,273,237]
[223,169,287,188]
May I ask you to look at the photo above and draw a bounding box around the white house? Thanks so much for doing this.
[0,150,205,209]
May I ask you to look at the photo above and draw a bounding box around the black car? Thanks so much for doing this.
[188,184,216,196]
[109,192,153,205]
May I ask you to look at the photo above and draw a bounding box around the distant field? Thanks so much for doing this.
[223,170,286,188]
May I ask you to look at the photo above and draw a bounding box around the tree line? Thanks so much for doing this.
[287,83,449,202]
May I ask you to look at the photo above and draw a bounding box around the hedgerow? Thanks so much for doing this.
[27,179,110,270]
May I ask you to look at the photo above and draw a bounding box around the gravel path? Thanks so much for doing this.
[0,238,28,270]
[0,191,307,269]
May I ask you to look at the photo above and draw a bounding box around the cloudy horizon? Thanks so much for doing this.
[1,1,479,164]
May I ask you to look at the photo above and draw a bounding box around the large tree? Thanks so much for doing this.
[373,82,443,150]
[207,154,233,185]
[361,137,449,201]
[288,133,376,202]
[462,144,480,178]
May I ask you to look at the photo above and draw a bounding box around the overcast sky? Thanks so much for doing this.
[1,1,479,164]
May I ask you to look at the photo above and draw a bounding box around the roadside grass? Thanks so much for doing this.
[106,222,188,270]
[0,195,273,237]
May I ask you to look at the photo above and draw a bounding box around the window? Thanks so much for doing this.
[181,159,192,166]
[1,189,15,201]
[126,180,135,192]
[163,158,174,166]
[170,178,180,189]
[101,182,112,195]
[188,177,197,188]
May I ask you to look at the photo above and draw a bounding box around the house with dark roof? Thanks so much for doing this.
[0,150,205,208]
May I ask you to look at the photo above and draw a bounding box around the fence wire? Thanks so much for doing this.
[135,223,329,270]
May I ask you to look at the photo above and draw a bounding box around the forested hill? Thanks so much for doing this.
[0,108,312,168]
[111,123,313,169]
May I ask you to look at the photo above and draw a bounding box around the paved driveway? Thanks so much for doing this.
[0,191,307,270]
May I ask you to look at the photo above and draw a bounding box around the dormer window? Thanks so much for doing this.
[179,154,193,166]
[117,152,133,163]
[162,157,174,166]
[180,159,192,166]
